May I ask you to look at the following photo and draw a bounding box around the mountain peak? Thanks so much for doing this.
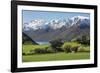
[23,19,45,31]
[69,16,90,26]
[23,16,90,31]
[71,16,89,20]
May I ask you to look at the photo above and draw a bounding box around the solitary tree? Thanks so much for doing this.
[49,38,63,52]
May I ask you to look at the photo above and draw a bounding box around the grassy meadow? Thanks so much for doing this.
[22,43,90,62]
[22,44,50,54]
[23,52,90,62]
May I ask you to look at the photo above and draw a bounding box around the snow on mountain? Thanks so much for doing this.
[71,16,89,20]
[23,19,45,31]
[23,16,90,31]
[70,16,90,26]
[48,19,66,29]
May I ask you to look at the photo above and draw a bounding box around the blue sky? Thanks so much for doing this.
[22,10,90,24]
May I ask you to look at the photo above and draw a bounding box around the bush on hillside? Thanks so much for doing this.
[62,42,80,53]
[46,47,55,53]
[34,48,48,54]
[62,42,72,53]
[78,46,90,52]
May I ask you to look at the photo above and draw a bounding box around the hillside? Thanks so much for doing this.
[22,32,38,44]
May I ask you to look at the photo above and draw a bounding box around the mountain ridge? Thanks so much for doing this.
[23,16,90,42]
[23,16,90,31]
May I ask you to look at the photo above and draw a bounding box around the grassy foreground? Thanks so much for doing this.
[22,44,90,62]
[23,52,90,62]
[22,44,50,54]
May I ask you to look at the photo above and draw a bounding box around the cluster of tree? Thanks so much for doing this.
[33,47,55,54]
[23,36,90,55]
[49,38,64,52]
[32,38,82,54]
[62,42,80,53]
[76,35,90,45]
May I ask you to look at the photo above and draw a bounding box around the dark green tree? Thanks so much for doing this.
[49,38,63,52]
[76,35,90,45]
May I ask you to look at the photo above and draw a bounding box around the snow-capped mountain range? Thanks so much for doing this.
[23,16,90,31]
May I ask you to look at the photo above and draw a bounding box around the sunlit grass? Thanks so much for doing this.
[23,52,90,62]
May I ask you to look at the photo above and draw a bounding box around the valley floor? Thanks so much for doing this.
[22,52,90,62]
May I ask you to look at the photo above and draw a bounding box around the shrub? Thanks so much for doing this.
[22,52,30,55]
[71,43,80,52]
[62,42,80,53]
[22,52,26,55]
[78,47,85,52]
[78,46,90,52]
[33,46,61,54]
[62,42,72,53]
[34,48,48,54]
[46,47,55,53]
[28,50,35,55]
[30,50,34,53]
[27,52,34,55]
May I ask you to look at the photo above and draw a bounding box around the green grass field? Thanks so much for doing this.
[22,44,50,54]
[22,44,90,62]
[23,52,90,62]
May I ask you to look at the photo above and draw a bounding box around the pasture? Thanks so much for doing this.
[22,44,90,62]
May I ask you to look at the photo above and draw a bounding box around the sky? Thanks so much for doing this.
[22,10,90,24]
